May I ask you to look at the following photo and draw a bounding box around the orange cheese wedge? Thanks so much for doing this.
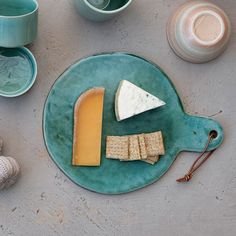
[72,88,105,166]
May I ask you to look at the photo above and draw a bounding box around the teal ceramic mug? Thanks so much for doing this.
[74,0,133,22]
[0,0,38,48]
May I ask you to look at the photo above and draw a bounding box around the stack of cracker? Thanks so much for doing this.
[106,131,165,165]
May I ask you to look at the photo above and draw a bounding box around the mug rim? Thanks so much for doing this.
[83,0,132,14]
[0,0,38,18]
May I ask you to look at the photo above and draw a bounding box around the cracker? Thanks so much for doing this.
[106,136,129,160]
[128,135,141,160]
[142,159,155,165]
[142,156,159,165]
[106,131,165,163]
[138,134,148,160]
[155,132,165,155]
[144,131,165,156]
[147,156,160,162]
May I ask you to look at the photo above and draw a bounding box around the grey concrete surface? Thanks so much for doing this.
[0,0,235,235]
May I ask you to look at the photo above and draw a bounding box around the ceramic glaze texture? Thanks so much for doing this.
[167,1,231,63]
[0,47,37,97]
[74,0,132,21]
[193,14,222,42]
[87,0,110,10]
[0,0,38,48]
[43,53,224,194]
[103,0,129,11]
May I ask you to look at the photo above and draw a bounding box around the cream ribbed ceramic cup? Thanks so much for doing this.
[167,1,231,63]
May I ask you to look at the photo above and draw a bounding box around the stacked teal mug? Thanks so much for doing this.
[0,0,38,97]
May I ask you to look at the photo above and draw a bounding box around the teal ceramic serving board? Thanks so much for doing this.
[43,53,223,194]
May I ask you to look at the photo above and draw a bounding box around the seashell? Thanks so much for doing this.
[0,156,20,190]
[0,138,3,154]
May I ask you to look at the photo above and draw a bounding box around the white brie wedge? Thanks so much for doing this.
[115,80,166,121]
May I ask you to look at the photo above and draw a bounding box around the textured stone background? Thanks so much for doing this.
[0,0,235,235]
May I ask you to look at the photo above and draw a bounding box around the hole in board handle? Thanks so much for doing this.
[210,130,218,139]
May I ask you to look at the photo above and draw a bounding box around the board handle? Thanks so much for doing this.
[176,114,224,153]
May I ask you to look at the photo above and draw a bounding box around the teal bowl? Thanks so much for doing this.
[0,47,37,97]
[0,0,38,48]
[74,0,133,22]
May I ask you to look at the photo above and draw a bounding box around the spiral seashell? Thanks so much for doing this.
[0,138,3,154]
[0,156,20,190]
[0,139,20,190]
[0,135,20,190]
